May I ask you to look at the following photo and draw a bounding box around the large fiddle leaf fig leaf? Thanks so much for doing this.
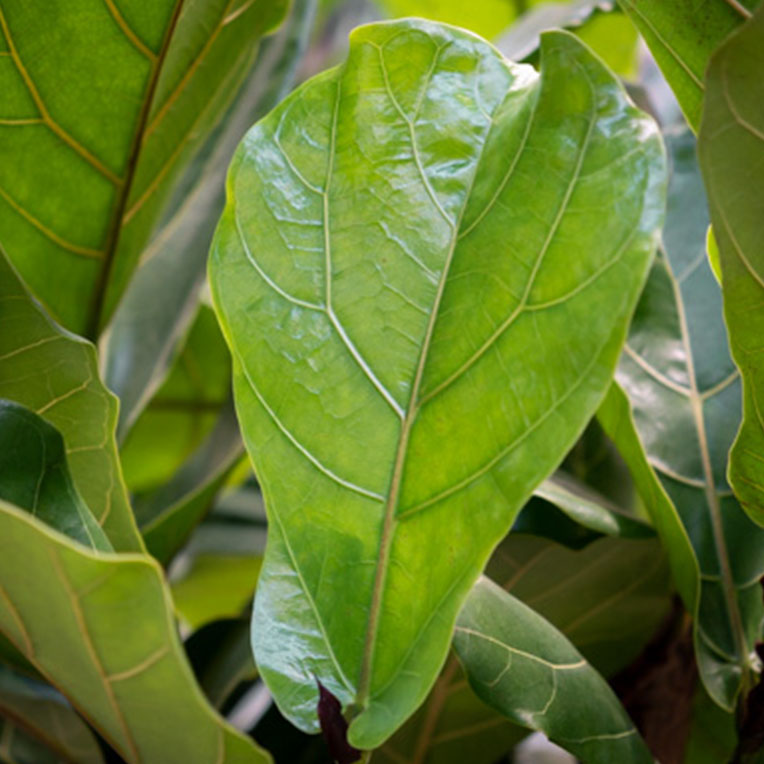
[0,250,142,552]
[0,400,110,551]
[603,129,764,710]
[0,0,287,336]
[615,0,757,131]
[0,500,270,764]
[0,665,104,764]
[699,4,764,527]
[380,534,670,764]
[210,18,665,747]
[453,577,652,763]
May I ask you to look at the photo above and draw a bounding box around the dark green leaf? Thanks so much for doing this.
[454,577,652,763]
[0,665,104,764]
[210,19,665,747]
[0,400,110,551]
[616,0,757,130]
[0,250,142,552]
[699,3,764,528]
[604,129,764,709]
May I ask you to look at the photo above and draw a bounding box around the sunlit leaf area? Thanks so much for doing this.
[0,1,762,762]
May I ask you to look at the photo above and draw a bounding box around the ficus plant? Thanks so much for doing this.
[0,1,762,763]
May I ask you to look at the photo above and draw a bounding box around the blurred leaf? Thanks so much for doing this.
[453,577,652,763]
[0,250,142,552]
[616,0,757,130]
[211,19,664,746]
[172,555,262,632]
[0,500,269,763]
[374,0,517,39]
[0,401,110,551]
[0,665,104,764]
[380,534,670,763]
[120,305,230,494]
[683,686,737,764]
[698,4,764,529]
[0,716,66,764]
[0,0,288,336]
[185,618,257,710]
[575,11,638,77]
[604,129,764,710]
[102,0,317,436]
[135,399,244,565]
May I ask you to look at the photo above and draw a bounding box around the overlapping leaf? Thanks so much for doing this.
[211,19,665,747]
[602,129,764,709]
[0,500,270,764]
[453,577,652,763]
[699,4,764,527]
[0,250,142,551]
[616,0,757,130]
[0,0,287,336]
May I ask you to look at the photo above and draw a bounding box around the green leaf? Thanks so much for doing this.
[616,0,756,131]
[0,250,142,552]
[698,4,764,528]
[136,401,244,565]
[0,665,104,764]
[453,577,652,763]
[119,305,231,494]
[0,716,66,764]
[380,534,670,763]
[102,0,316,435]
[0,0,288,336]
[603,129,764,709]
[210,19,665,747]
[0,501,270,764]
[0,400,110,551]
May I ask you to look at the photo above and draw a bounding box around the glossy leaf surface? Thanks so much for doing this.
[0,250,142,552]
[699,4,764,527]
[0,500,269,764]
[615,0,756,130]
[607,130,764,709]
[0,665,104,764]
[211,19,664,747]
[453,577,652,763]
[0,0,287,335]
[380,534,670,764]
[102,0,315,435]
[0,401,110,551]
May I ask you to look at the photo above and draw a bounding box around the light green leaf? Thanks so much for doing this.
[0,0,287,336]
[0,500,270,764]
[0,250,142,552]
[453,577,652,763]
[0,400,110,551]
[699,4,764,528]
[119,305,231,494]
[604,129,764,709]
[102,0,316,435]
[380,534,670,764]
[616,0,757,130]
[210,19,665,747]
[0,665,104,764]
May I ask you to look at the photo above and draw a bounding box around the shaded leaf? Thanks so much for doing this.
[0,400,110,551]
[0,0,288,336]
[603,129,764,709]
[0,250,142,552]
[0,665,104,764]
[0,716,66,764]
[454,577,652,763]
[616,0,757,130]
[0,500,270,764]
[102,0,316,435]
[380,534,670,764]
[698,3,764,528]
[210,19,665,747]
